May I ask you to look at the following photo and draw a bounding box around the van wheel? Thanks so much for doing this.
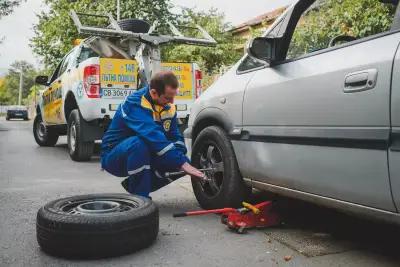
[33,114,59,146]
[68,109,94,162]
[191,126,251,209]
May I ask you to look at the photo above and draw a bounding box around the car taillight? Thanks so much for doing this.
[195,70,202,98]
[83,64,100,98]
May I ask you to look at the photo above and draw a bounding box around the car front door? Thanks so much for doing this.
[43,51,74,124]
[238,0,399,211]
[43,60,63,124]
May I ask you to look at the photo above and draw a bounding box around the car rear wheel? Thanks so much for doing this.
[33,114,59,146]
[68,109,94,162]
[36,194,159,258]
[191,126,251,209]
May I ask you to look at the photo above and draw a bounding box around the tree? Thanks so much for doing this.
[0,60,38,105]
[288,0,396,59]
[0,0,25,45]
[31,0,175,69]
[0,0,24,18]
[162,8,242,74]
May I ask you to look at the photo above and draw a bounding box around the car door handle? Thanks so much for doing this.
[344,69,378,93]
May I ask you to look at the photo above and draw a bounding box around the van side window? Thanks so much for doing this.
[59,52,74,77]
[286,0,397,60]
[77,47,99,64]
[48,61,63,84]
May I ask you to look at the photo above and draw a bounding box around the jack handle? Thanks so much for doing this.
[173,207,236,218]
[242,202,260,214]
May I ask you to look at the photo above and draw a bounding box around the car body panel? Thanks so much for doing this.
[186,0,400,221]
[237,33,399,212]
[188,63,255,133]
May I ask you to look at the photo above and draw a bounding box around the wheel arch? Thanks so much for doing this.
[36,104,41,115]
[64,92,79,122]
[191,108,235,143]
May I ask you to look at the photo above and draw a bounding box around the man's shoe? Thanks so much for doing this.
[121,178,152,199]
[121,178,129,193]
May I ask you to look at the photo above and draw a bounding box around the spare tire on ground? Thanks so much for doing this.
[36,193,158,258]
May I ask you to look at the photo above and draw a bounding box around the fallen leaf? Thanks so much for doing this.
[284,255,292,261]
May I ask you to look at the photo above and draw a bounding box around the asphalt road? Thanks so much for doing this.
[1,117,400,267]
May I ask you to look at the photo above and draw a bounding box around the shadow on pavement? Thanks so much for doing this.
[250,191,400,259]
[53,143,102,162]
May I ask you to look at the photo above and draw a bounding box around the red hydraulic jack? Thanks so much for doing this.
[173,201,281,233]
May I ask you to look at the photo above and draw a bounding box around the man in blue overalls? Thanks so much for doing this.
[101,71,205,198]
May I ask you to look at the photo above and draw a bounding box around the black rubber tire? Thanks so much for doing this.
[118,19,150,33]
[67,109,94,162]
[191,126,251,209]
[6,116,9,121]
[37,194,158,258]
[33,114,59,146]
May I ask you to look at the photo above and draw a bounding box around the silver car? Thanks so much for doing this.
[185,0,400,224]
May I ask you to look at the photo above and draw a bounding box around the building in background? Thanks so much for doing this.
[202,6,288,89]
[229,6,287,51]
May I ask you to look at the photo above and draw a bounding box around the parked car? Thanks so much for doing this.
[33,20,203,162]
[186,0,400,224]
[6,106,28,121]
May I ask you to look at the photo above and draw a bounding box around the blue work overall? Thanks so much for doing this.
[101,86,188,197]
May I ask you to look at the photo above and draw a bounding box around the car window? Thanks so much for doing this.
[286,0,397,60]
[77,46,99,64]
[237,56,265,72]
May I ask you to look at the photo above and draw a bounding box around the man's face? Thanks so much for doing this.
[150,86,178,106]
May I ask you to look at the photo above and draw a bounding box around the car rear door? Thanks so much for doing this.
[238,0,399,211]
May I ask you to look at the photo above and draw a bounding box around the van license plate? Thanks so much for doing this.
[102,89,135,98]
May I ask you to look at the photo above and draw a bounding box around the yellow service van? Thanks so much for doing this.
[33,42,202,161]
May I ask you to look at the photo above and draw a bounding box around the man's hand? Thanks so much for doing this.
[180,162,206,180]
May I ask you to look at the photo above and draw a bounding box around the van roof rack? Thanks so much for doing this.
[69,10,217,85]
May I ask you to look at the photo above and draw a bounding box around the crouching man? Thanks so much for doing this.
[101,71,205,198]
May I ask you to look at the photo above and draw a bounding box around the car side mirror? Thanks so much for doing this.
[35,75,49,86]
[246,37,276,64]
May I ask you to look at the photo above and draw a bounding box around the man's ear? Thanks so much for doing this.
[149,88,158,97]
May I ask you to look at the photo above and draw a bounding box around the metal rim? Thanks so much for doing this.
[197,142,225,197]
[69,122,77,153]
[36,119,47,141]
[76,201,120,214]
[59,198,140,215]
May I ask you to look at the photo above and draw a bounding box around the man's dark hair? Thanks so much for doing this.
[150,71,179,95]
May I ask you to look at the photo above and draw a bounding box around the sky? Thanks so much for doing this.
[0,0,294,73]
